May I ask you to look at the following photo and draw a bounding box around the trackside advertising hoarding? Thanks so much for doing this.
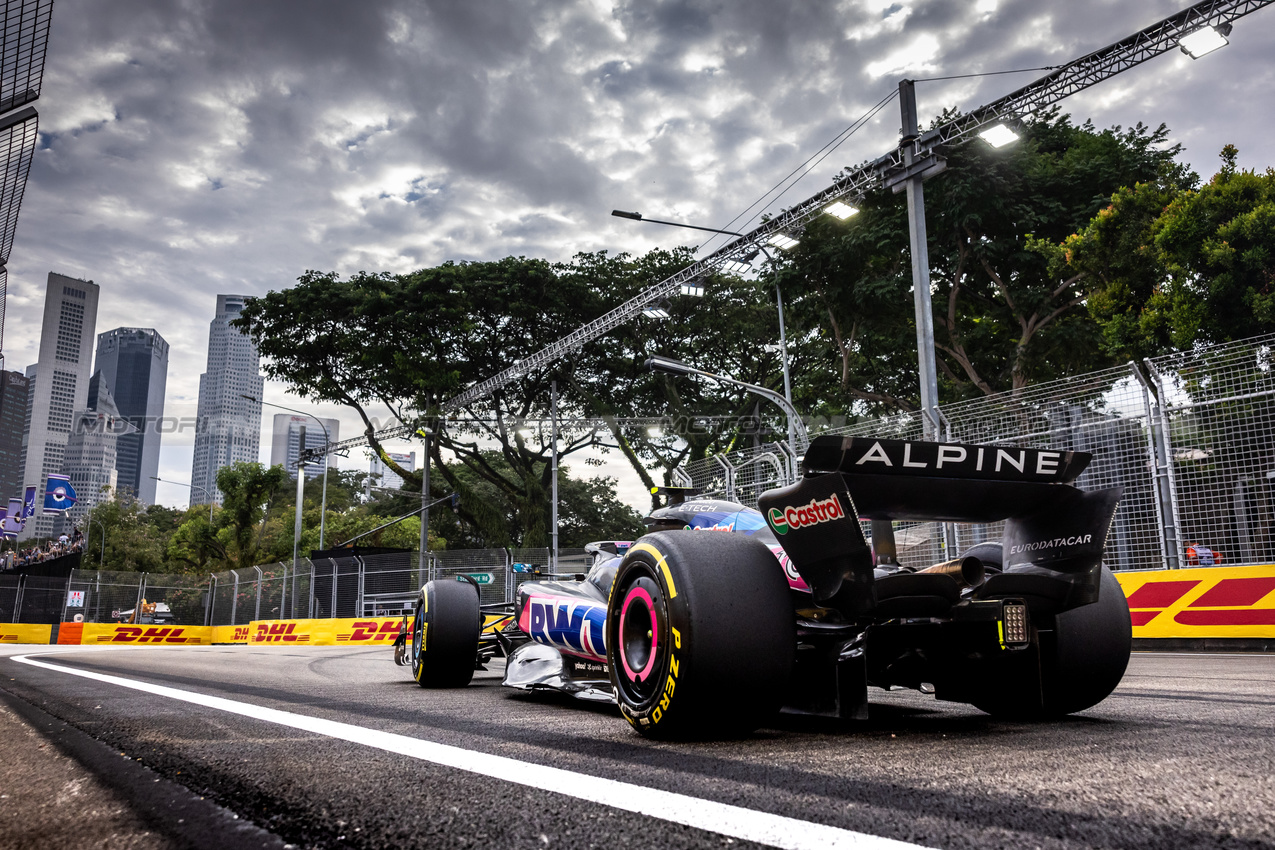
[1116,565,1275,638]
[2,573,1271,645]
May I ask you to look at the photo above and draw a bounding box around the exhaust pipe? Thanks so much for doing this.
[917,556,985,588]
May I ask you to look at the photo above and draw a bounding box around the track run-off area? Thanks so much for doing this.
[1,645,1272,850]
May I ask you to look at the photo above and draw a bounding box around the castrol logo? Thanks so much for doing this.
[767,494,845,534]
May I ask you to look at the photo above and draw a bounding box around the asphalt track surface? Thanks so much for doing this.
[1,646,1272,850]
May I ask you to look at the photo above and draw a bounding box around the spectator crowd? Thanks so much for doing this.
[2,528,86,570]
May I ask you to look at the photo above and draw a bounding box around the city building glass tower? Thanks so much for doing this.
[93,328,169,504]
[21,273,99,539]
[190,295,263,506]
[0,370,30,501]
[269,413,339,480]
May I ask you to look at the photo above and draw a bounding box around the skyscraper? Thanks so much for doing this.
[190,295,263,506]
[269,413,339,480]
[21,273,99,539]
[61,373,121,531]
[369,450,416,491]
[94,328,169,504]
[0,370,30,500]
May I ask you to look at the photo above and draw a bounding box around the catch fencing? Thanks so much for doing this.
[678,332,1275,574]
[9,547,592,627]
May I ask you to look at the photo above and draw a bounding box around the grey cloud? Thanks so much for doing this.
[7,0,1275,505]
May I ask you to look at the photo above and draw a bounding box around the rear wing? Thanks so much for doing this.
[801,436,1092,523]
[758,437,1121,615]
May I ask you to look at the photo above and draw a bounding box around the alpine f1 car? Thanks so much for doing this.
[395,437,1133,738]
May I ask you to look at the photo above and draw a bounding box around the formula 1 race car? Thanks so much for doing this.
[396,437,1133,739]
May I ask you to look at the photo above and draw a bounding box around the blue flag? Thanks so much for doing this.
[43,475,78,515]
[21,486,36,519]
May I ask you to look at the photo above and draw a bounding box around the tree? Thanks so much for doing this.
[426,453,645,549]
[167,463,286,572]
[778,110,1192,410]
[235,249,797,529]
[84,496,175,572]
[1062,145,1275,358]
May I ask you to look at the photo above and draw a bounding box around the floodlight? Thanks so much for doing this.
[647,425,663,438]
[825,201,859,219]
[979,123,1019,148]
[1179,23,1231,58]
[642,304,670,319]
[680,280,705,297]
[644,355,693,376]
[766,233,799,250]
[721,259,752,275]
[516,427,535,440]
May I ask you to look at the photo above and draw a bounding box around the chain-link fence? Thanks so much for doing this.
[59,569,210,624]
[678,333,1275,573]
[1145,337,1275,568]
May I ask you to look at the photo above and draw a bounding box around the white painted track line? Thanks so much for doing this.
[12,651,931,850]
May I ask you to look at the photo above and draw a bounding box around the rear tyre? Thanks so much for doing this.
[974,565,1132,718]
[412,579,481,688]
[606,531,794,738]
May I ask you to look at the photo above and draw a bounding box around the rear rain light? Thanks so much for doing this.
[1000,601,1029,647]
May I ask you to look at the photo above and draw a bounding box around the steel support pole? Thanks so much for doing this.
[418,429,431,578]
[900,80,941,441]
[292,426,306,588]
[254,566,263,621]
[551,381,559,571]
[775,280,797,453]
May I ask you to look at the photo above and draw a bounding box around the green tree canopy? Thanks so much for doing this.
[1060,145,1275,359]
[778,109,1193,410]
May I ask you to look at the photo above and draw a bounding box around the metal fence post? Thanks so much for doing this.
[1144,359,1186,570]
[231,571,240,626]
[12,574,23,623]
[355,556,365,618]
[205,574,216,627]
[712,455,735,502]
[134,572,147,617]
[330,559,338,620]
[254,565,263,621]
[309,560,316,619]
[1131,362,1177,570]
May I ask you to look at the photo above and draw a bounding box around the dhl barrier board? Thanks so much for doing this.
[247,617,406,646]
[0,624,51,644]
[80,624,213,645]
[212,625,252,645]
[1116,564,1275,638]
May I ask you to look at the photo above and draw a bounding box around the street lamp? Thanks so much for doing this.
[612,209,829,457]
[151,476,213,522]
[241,395,331,551]
[644,355,807,458]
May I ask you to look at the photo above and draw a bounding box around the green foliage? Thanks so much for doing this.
[1061,145,1275,359]
[427,453,645,549]
[234,249,795,528]
[83,498,181,572]
[781,110,1191,406]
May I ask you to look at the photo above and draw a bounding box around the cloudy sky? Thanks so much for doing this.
[7,0,1275,511]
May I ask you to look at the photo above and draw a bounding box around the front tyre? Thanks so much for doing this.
[606,531,794,738]
[412,579,481,688]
